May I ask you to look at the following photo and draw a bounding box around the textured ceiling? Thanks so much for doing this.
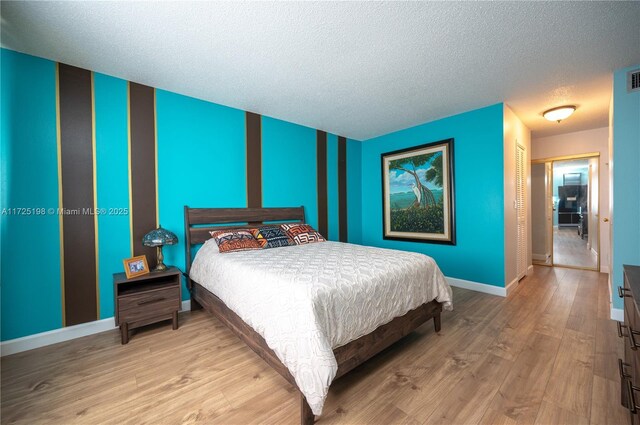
[2,1,639,140]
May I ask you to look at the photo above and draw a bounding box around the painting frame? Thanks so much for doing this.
[123,255,150,279]
[381,138,456,245]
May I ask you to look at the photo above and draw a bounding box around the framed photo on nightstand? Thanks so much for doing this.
[123,255,150,279]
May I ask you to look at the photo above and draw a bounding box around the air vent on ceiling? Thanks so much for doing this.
[629,69,640,93]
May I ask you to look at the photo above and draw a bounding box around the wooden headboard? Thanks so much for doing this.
[183,206,305,285]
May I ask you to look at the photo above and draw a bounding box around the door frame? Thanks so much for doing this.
[531,152,600,271]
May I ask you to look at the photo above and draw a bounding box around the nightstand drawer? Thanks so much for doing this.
[118,286,180,321]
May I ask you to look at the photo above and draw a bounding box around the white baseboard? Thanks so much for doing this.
[181,300,191,311]
[0,318,117,357]
[532,253,551,263]
[605,277,623,321]
[527,265,534,274]
[446,276,507,297]
[611,307,624,322]
[1,300,192,357]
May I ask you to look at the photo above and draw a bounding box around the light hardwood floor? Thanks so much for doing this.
[1,266,627,424]
[553,227,598,269]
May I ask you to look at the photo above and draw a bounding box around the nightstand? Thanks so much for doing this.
[113,266,182,344]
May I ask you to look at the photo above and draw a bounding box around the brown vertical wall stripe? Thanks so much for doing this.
[246,112,262,208]
[58,64,98,326]
[316,131,328,238]
[338,136,348,242]
[129,82,157,264]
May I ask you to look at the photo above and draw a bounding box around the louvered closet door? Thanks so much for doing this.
[516,144,527,280]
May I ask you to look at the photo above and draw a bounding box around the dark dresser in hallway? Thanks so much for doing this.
[619,265,640,424]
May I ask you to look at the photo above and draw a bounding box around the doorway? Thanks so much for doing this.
[531,154,599,271]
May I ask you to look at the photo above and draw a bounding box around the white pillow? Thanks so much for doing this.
[204,237,219,253]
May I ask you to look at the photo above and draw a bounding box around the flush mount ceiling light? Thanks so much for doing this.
[543,105,576,123]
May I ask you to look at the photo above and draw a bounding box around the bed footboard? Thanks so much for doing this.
[333,301,442,379]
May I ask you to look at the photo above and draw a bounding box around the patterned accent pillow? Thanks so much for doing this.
[249,226,295,249]
[209,229,262,253]
[280,223,326,245]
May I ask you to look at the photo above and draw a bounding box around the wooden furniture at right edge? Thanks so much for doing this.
[184,206,443,425]
[618,264,640,424]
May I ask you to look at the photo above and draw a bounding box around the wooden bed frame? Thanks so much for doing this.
[184,206,443,425]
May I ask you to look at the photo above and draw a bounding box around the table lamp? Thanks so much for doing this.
[143,226,178,271]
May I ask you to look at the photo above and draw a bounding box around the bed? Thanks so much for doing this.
[184,206,453,424]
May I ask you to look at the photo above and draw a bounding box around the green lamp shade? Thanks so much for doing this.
[142,226,178,247]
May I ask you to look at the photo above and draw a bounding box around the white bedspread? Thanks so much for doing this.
[190,240,452,415]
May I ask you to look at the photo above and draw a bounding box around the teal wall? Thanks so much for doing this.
[262,116,319,227]
[327,134,339,241]
[94,73,132,319]
[1,49,62,340]
[612,64,640,310]
[347,139,363,244]
[1,48,356,340]
[360,104,506,286]
[156,89,247,279]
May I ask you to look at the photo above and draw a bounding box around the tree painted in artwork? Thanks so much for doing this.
[389,153,438,208]
[424,154,443,187]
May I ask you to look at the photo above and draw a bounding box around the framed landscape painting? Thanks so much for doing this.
[381,138,456,244]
